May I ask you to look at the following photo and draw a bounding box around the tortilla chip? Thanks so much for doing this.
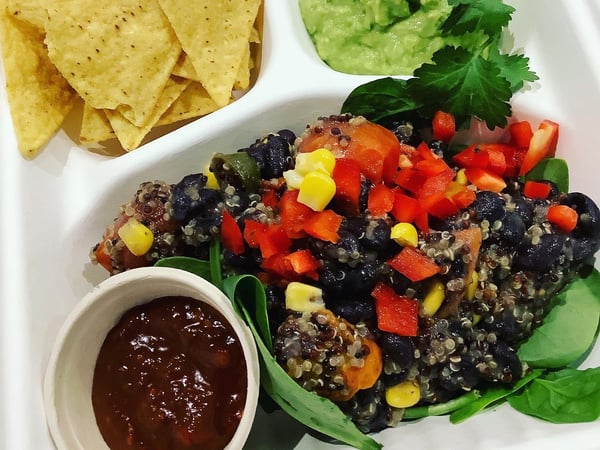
[105,77,191,151]
[172,52,199,81]
[44,0,181,127]
[157,81,220,126]
[7,0,47,30]
[80,103,115,144]
[0,6,76,158]
[157,0,261,107]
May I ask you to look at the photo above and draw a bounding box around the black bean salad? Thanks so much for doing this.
[91,110,600,447]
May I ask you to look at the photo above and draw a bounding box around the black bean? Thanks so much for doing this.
[378,333,415,369]
[497,211,526,245]
[562,192,600,239]
[473,191,506,222]
[514,234,565,272]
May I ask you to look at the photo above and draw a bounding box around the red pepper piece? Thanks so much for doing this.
[450,186,476,209]
[432,110,456,143]
[372,282,419,336]
[388,247,440,282]
[547,205,578,232]
[523,180,552,200]
[279,190,314,238]
[414,211,430,234]
[519,120,560,176]
[259,224,292,259]
[464,168,507,193]
[332,158,362,217]
[303,209,343,243]
[243,219,268,248]
[395,167,426,194]
[261,188,279,208]
[284,249,321,276]
[416,141,437,161]
[418,169,455,207]
[390,191,421,223]
[509,120,533,149]
[221,210,245,255]
[415,158,452,177]
[428,195,460,220]
[452,144,490,169]
[368,184,395,217]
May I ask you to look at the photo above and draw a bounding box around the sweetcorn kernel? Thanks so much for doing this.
[385,380,420,408]
[285,282,325,312]
[297,171,336,211]
[295,148,336,175]
[455,168,468,185]
[390,222,419,247]
[422,279,445,317]
[117,218,154,256]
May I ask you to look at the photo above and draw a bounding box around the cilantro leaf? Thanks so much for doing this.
[408,46,512,129]
[443,0,515,37]
[488,46,539,92]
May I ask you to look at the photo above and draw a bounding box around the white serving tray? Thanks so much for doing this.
[1,1,599,449]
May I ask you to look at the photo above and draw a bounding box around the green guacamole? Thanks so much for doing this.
[299,0,485,75]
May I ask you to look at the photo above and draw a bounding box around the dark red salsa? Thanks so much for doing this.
[92,296,247,450]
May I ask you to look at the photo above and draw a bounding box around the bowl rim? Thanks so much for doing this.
[43,266,260,450]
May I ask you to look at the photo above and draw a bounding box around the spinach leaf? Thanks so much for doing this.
[222,275,382,450]
[341,77,424,125]
[521,158,569,193]
[449,369,543,424]
[517,269,600,368]
[154,256,212,281]
[209,239,223,290]
[403,390,482,419]
[508,367,600,423]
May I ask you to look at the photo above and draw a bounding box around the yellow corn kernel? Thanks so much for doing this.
[465,270,479,301]
[117,218,154,256]
[422,279,446,317]
[390,222,419,247]
[285,282,325,312]
[204,165,220,189]
[472,314,481,325]
[283,169,305,190]
[295,148,336,175]
[297,171,336,211]
[445,181,464,198]
[385,379,420,408]
[455,168,468,185]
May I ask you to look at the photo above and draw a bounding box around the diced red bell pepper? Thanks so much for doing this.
[221,210,245,255]
[464,168,507,193]
[260,249,320,281]
[258,224,292,258]
[418,168,455,208]
[371,282,419,336]
[390,191,421,223]
[432,110,456,143]
[388,247,440,282]
[243,219,268,248]
[428,195,460,220]
[94,241,113,272]
[415,158,452,177]
[284,249,321,277]
[332,158,362,217]
[519,120,560,176]
[416,141,437,161]
[523,180,552,200]
[509,120,533,149]
[303,209,343,243]
[395,168,426,194]
[478,144,508,176]
[414,211,430,234]
[297,117,401,185]
[368,184,395,217]
[452,145,490,169]
[547,204,578,232]
[450,185,476,209]
[261,188,279,208]
[279,189,314,238]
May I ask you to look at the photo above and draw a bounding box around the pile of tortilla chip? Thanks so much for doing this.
[0,0,262,159]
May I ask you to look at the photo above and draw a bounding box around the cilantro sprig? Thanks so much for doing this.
[342,0,538,129]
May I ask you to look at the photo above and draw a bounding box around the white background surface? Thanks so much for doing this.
[1,1,599,449]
